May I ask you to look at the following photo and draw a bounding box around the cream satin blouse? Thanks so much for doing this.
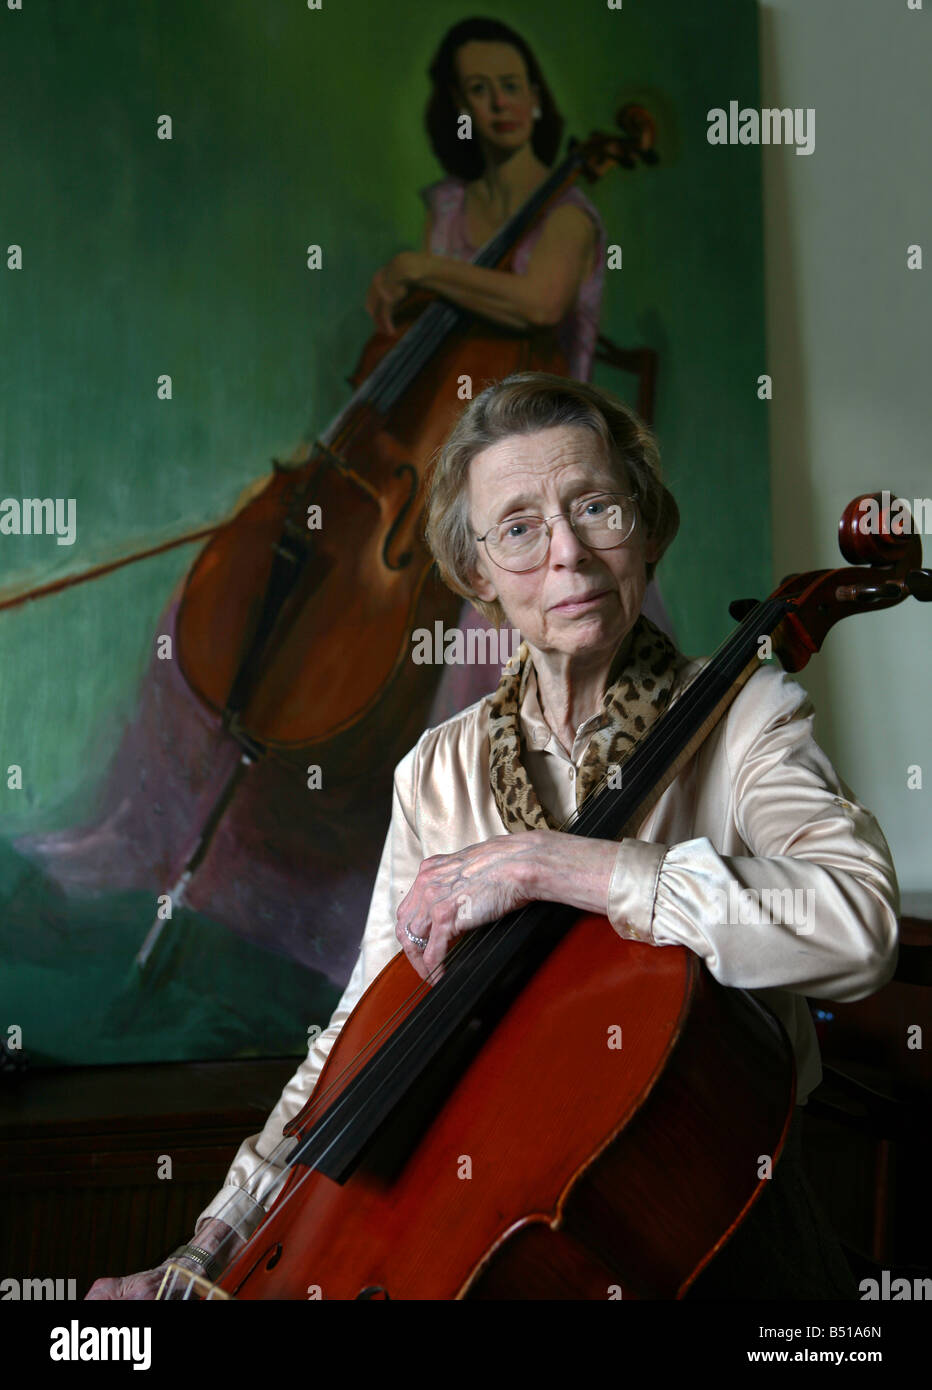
[196,656,899,1242]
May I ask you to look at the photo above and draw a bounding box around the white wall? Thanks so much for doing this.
[758,0,931,908]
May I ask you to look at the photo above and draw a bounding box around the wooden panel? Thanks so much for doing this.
[0,1056,298,1295]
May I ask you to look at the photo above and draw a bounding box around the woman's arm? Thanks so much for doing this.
[85,1216,245,1300]
[414,202,596,328]
[396,828,618,980]
[368,203,597,335]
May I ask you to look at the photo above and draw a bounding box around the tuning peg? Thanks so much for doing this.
[906,569,932,601]
[729,598,759,620]
[853,581,905,602]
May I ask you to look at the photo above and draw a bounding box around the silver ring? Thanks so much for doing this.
[403,922,429,951]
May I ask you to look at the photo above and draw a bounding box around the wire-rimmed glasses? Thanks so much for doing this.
[475,493,638,573]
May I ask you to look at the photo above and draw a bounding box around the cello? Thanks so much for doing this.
[156,492,930,1300]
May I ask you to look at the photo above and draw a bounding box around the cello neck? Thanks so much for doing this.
[470,143,587,270]
[570,596,791,845]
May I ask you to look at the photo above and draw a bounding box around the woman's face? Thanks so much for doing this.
[452,41,539,153]
[467,427,657,665]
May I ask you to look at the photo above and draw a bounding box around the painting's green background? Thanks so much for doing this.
[0,0,768,1065]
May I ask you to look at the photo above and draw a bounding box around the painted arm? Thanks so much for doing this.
[366,203,597,334]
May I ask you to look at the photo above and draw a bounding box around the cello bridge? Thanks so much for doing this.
[154,1261,233,1301]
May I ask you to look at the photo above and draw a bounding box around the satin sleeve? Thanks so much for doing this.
[605,665,900,1000]
[193,743,424,1243]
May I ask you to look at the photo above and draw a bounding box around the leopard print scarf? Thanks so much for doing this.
[488,614,679,832]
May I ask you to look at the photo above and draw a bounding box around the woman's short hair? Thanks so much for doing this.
[424,372,680,629]
[425,18,563,181]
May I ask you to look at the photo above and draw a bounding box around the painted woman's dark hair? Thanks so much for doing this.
[424,18,564,180]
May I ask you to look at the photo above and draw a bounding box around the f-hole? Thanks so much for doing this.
[381,464,417,571]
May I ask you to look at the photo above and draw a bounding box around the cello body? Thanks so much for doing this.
[175,310,567,764]
[218,914,794,1301]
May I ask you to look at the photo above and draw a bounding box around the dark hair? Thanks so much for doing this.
[424,18,564,180]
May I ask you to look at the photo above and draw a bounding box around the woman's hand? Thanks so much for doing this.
[85,1218,243,1300]
[85,1261,195,1301]
[395,829,621,981]
[394,830,547,980]
[365,252,423,335]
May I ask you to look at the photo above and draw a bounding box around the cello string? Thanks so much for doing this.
[372,303,465,414]
[201,602,774,1273]
[362,304,449,412]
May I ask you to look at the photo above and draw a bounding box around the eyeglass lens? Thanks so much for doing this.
[487,494,636,571]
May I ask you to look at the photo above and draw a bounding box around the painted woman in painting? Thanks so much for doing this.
[17,17,667,1020]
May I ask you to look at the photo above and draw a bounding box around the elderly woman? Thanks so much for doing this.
[88,372,898,1301]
